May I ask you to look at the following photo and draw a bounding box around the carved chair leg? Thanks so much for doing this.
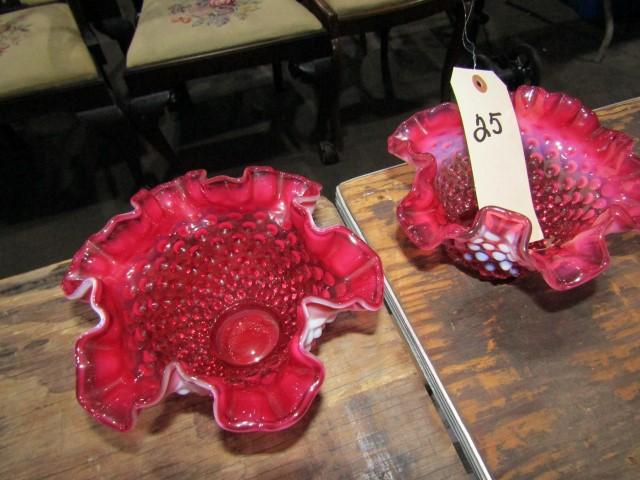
[168,83,193,112]
[379,28,394,100]
[329,37,343,151]
[269,77,287,149]
[595,0,613,63]
[0,123,26,149]
[94,112,146,188]
[141,121,179,176]
[288,44,341,159]
[121,141,145,188]
[359,32,368,55]
[96,150,119,197]
[269,62,290,146]
[129,113,179,178]
[79,119,120,197]
[441,1,466,101]
[272,61,285,93]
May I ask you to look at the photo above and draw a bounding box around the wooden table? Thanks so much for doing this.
[336,97,640,479]
[0,198,468,479]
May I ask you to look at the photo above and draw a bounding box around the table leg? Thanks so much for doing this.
[595,0,614,63]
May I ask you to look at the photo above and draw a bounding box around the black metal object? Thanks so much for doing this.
[303,0,463,161]
[453,0,543,90]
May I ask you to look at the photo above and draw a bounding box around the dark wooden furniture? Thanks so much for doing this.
[0,197,468,479]
[0,1,111,119]
[335,97,640,479]
[111,0,334,172]
[0,0,158,187]
[304,0,464,151]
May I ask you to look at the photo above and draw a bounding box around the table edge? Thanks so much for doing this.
[595,95,640,111]
[335,187,492,480]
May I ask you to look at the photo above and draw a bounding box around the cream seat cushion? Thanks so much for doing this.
[325,0,414,17]
[0,4,98,99]
[126,0,323,69]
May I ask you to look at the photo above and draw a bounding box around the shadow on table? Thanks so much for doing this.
[514,274,597,312]
[317,310,379,347]
[395,227,451,275]
[395,221,602,308]
[218,396,322,454]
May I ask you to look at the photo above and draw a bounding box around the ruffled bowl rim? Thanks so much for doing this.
[390,85,640,290]
[63,167,384,432]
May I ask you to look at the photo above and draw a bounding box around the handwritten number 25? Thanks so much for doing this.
[473,112,502,143]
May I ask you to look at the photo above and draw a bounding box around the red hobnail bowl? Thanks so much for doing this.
[62,167,383,432]
[389,86,640,290]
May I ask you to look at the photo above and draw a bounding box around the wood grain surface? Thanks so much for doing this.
[336,97,640,479]
[0,197,467,480]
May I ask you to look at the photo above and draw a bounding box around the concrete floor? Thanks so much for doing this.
[1,0,639,278]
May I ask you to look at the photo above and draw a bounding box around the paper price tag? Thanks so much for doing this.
[450,67,544,242]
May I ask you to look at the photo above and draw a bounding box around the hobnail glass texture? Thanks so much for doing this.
[62,167,383,432]
[389,86,640,290]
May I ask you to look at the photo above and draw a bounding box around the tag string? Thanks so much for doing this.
[461,0,477,70]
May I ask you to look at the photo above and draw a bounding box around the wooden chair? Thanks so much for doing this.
[0,0,161,188]
[303,0,465,154]
[0,1,111,124]
[110,0,333,174]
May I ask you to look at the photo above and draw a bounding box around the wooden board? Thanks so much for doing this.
[0,197,467,480]
[336,97,640,479]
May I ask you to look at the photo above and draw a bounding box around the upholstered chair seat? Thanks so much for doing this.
[126,0,323,68]
[0,3,98,99]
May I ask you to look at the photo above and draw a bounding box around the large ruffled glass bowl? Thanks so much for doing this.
[389,86,639,290]
[62,167,383,432]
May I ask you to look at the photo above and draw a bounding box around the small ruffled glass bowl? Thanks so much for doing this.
[389,85,639,290]
[62,167,383,432]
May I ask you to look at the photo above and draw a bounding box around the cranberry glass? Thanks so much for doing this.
[389,86,639,290]
[62,167,383,432]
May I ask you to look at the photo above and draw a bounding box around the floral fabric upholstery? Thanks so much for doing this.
[0,4,98,99]
[126,0,323,68]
